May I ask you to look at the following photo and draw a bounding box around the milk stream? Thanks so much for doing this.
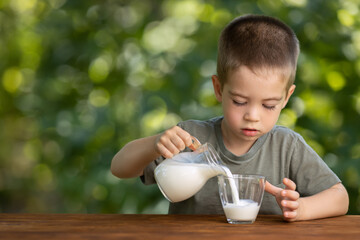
[154,152,240,204]
[221,167,241,205]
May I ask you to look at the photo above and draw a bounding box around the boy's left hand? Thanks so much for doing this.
[265,178,301,222]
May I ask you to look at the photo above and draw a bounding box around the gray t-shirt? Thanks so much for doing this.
[142,117,341,215]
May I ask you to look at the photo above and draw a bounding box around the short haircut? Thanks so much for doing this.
[217,14,300,91]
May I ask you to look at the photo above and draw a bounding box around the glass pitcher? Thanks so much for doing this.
[154,137,227,203]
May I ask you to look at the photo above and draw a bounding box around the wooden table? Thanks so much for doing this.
[1,214,359,239]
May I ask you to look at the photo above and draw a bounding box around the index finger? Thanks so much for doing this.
[265,181,282,196]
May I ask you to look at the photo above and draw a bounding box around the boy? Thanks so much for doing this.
[111,14,349,221]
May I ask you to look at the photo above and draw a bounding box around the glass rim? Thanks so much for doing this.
[219,174,266,180]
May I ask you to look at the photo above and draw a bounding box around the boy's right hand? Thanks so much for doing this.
[155,126,193,159]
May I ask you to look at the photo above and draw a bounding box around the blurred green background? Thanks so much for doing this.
[0,0,359,214]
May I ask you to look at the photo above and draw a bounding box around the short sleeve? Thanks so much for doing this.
[290,135,341,196]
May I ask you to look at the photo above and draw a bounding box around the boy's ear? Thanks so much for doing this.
[212,75,223,102]
[282,84,296,108]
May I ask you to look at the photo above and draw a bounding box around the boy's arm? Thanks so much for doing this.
[111,134,161,179]
[296,182,349,220]
[266,178,349,222]
[111,126,193,179]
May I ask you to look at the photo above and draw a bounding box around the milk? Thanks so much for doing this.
[223,199,260,221]
[155,152,240,203]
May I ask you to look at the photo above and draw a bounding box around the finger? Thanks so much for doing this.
[281,200,299,210]
[174,127,193,147]
[281,189,300,201]
[283,178,296,191]
[167,142,181,156]
[156,134,181,157]
[159,139,180,155]
[156,144,174,159]
[265,181,282,196]
[283,210,298,221]
[170,135,186,151]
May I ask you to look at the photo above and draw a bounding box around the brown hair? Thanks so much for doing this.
[217,14,300,91]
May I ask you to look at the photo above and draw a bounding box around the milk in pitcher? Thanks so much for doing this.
[154,152,225,202]
[155,149,240,203]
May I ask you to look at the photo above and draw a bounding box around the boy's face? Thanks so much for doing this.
[212,65,295,148]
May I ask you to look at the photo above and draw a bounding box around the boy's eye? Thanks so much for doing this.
[233,100,246,106]
[263,104,276,110]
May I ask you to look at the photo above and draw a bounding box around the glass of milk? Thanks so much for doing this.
[154,142,228,203]
[218,174,266,224]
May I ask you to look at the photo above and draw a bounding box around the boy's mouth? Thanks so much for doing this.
[241,128,259,137]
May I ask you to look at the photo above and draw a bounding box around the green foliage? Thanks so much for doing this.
[0,0,359,214]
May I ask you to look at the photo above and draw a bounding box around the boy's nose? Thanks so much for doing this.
[244,107,260,122]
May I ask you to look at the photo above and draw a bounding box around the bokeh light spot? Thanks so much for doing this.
[89,88,110,107]
[337,9,354,27]
[283,0,307,7]
[92,184,108,200]
[278,109,297,128]
[326,71,346,91]
[345,167,359,188]
[10,0,37,13]
[88,57,110,83]
[2,68,23,93]
[33,164,54,191]
[350,144,360,159]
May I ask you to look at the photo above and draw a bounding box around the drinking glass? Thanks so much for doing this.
[218,174,266,224]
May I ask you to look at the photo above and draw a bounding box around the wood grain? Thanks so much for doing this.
[0,214,359,240]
